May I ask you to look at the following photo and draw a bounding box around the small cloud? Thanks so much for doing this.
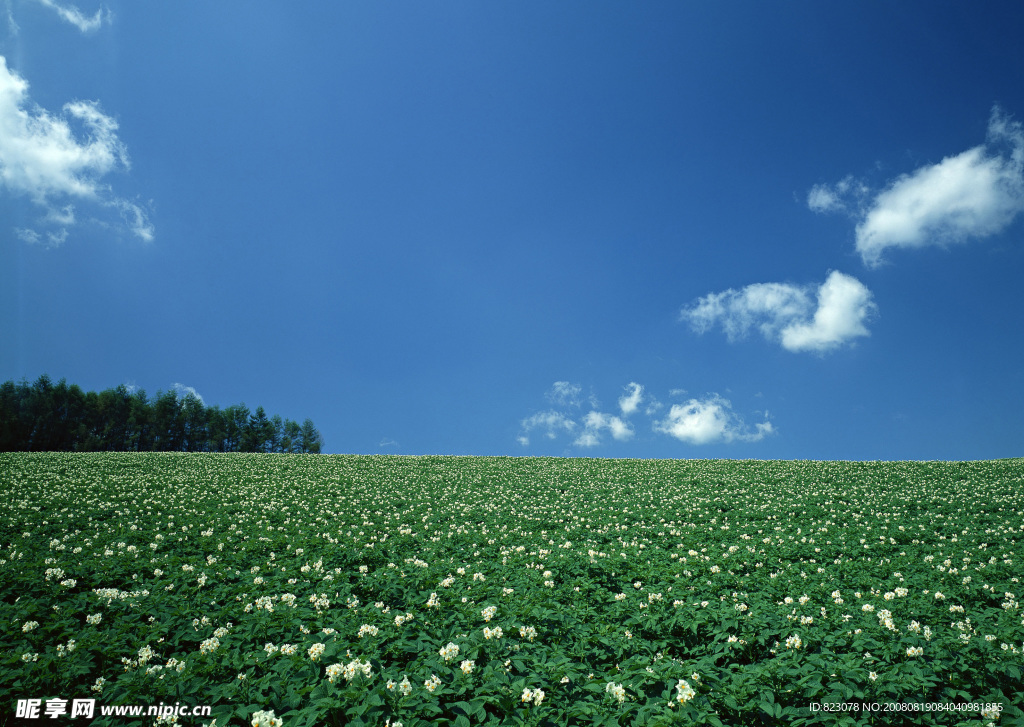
[574,410,634,447]
[807,183,844,213]
[16,226,66,247]
[653,395,773,445]
[680,270,876,354]
[519,381,769,449]
[519,410,576,446]
[171,383,203,404]
[32,0,109,33]
[807,175,869,214]
[618,382,643,416]
[378,438,399,448]
[545,381,582,408]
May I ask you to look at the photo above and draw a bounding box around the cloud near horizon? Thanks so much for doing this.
[681,270,876,354]
[653,395,773,445]
[519,381,771,448]
[0,55,153,243]
[810,106,1024,267]
[171,383,203,404]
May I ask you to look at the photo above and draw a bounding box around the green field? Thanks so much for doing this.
[2,453,1022,726]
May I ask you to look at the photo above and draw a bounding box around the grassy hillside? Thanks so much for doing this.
[1,453,1022,726]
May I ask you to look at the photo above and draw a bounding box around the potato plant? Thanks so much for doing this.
[1,453,1022,726]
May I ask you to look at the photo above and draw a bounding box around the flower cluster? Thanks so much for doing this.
[250,710,282,727]
[519,625,537,642]
[424,674,442,693]
[439,642,460,662]
[606,682,627,704]
[521,687,545,706]
[483,626,503,640]
[481,605,497,622]
[200,637,220,654]
[675,679,696,704]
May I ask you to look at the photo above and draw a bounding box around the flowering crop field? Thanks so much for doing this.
[2,452,1023,727]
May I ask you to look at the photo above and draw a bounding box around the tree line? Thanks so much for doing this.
[0,375,323,453]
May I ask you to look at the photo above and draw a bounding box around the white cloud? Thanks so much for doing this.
[32,0,108,33]
[519,381,772,448]
[379,438,399,448]
[172,383,203,405]
[618,382,643,416]
[778,271,876,353]
[813,107,1024,267]
[807,183,843,213]
[681,270,875,354]
[0,55,152,242]
[545,381,582,408]
[16,226,66,246]
[518,410,576,446]
[653,396,773,445]
[574,410,633,447]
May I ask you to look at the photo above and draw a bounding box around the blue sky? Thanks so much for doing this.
[2,1,1024,459]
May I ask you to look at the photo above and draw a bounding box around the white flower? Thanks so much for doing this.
[675,679,696,703]
[398,676,412,695]
[483,626,503,640]
[200,637,220,654]
[358,624,379,638]
[605,682,626,703]
[86,613,102,625]
[250,710,282,727]
[519,625,537,642]
[308,643,326,661]
[22,621,39,632]
[341,658,372,681]
[460,659,475,674]
[424,674,442,693]
[521,687,545,705]
[439,642,460,662]
[482,605,497,622]
[785,634,802,650]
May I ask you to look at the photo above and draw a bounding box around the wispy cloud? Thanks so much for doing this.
[517,410,577,446]
[573,410,633,448]
[32,0,108,33]
[653,395,773,445]
[0,55,153,244]
[681,270,875,354]
[172,383,203,404]
[811,106,1024,267]
[545,381,583,408]
[378,438,399,448]
[519,381,772,448]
